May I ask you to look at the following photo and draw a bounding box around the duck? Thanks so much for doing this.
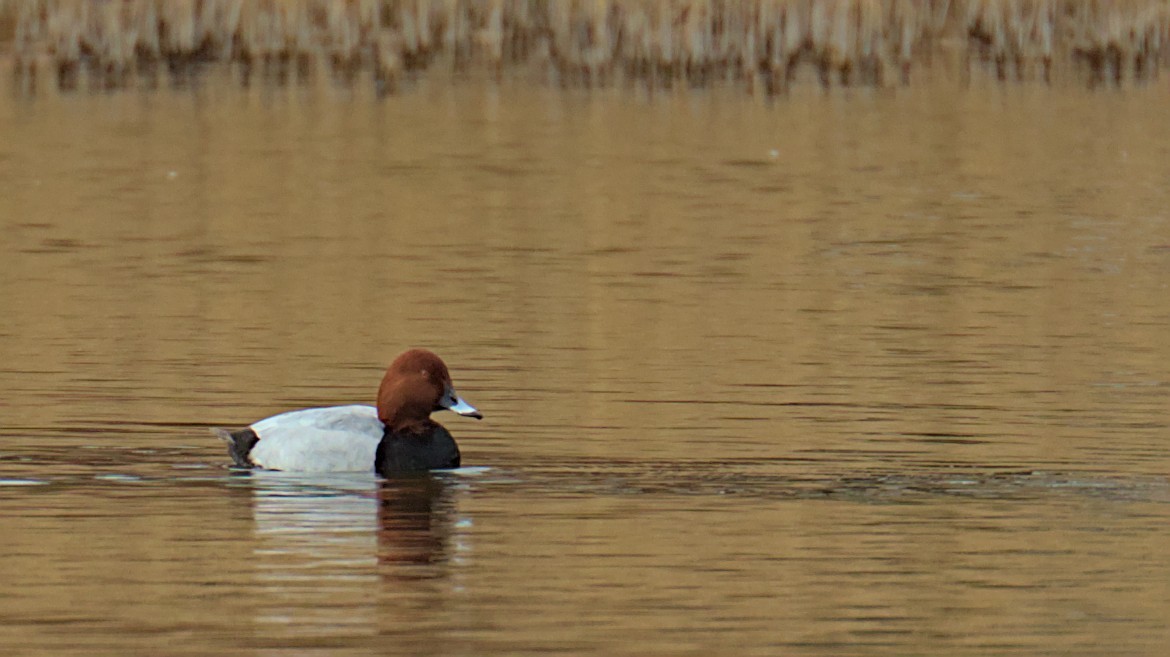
[212,349,482,475]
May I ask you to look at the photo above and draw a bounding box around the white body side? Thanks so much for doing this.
[248,404,384,473]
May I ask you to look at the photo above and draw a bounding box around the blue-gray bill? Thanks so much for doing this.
[440,386,482,419]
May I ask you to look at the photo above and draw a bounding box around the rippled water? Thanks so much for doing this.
[3,74,1170,656]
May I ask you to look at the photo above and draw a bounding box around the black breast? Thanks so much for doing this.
[375,424,461,476]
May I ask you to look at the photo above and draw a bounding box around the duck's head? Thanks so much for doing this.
[376,349,482,433]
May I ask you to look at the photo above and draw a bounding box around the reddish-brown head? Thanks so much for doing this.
[376,349,482,433]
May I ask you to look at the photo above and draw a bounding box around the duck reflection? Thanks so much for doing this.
[229,470,469,638]
[231,470,466,580]
[377,474,460,575]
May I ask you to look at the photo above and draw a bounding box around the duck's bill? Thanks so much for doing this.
[440,388,483,419]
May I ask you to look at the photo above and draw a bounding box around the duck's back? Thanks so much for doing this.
[248,405,384,472]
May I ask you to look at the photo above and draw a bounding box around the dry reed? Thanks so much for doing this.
[3,0,1169,92]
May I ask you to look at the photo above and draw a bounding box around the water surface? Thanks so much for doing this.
[2,75,1170,655]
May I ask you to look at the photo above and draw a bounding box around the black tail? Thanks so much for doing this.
[211,427,260,468]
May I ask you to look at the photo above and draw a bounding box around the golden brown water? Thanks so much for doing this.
[3,74,1170,656]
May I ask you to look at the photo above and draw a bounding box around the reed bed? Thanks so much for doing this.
[3,0,1170,92]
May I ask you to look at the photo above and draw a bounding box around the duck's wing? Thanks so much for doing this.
[245,405,384,473]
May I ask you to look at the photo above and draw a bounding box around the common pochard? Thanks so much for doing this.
[213,349,482,475]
